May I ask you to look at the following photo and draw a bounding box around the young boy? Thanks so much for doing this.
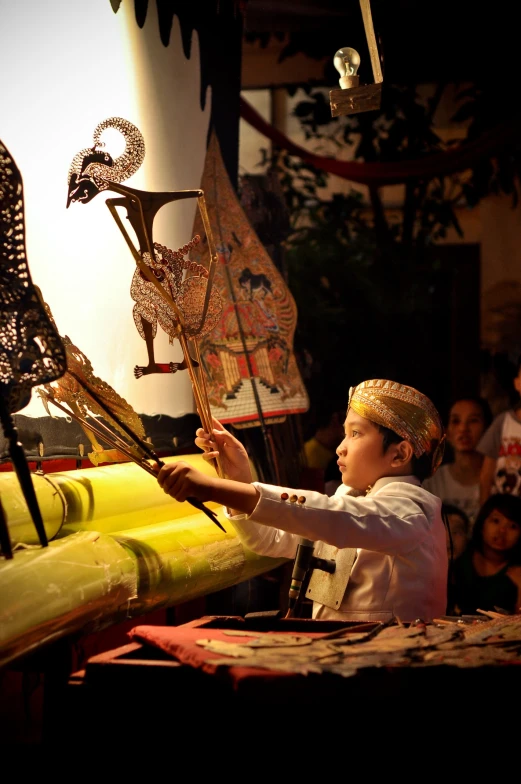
[156,379,448,623]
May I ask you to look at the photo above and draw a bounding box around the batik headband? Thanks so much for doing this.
[348,379,445,476]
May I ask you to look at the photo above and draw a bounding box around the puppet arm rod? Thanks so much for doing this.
[39,391,225,531]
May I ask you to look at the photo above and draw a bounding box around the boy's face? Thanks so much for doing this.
[336,408,410,491]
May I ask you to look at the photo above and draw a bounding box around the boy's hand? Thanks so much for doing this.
[155,461,216,503]
[195,416,252,484]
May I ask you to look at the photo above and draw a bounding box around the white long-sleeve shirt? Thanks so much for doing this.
[225,475,447,623]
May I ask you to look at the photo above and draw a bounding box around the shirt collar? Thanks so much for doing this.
[368,475,420,495]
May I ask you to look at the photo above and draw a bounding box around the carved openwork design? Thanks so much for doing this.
[0,138,68,556]
[66,116,146,206]
[132,240,222,344]
[0,139,67,414]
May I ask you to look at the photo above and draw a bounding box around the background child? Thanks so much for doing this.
[451,493,521,615]
[156,379,448,623]
[424,396,491,527]
[443,502,471,561]
[442,502,471,615]
[478,354,521,504]
[299,402,345,492]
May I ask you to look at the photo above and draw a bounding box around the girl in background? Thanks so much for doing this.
[424,396,492,529]
[451,493,521,616]
[442,503,471,615]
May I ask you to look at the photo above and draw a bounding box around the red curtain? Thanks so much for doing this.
[240,96,521,186]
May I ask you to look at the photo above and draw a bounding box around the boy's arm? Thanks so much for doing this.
[157,464,291,555]
[479,456,496,505]
[157,465,436,553]
[208,476,260,515]
[156,461,260,515]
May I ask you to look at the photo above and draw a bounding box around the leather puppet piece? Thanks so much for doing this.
[65,117,225,530]
[187,130,309,430]
[0,138,67,557]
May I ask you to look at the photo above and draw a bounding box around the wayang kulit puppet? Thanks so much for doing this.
[188,130,309,433]
[66,117,225,529]
[0,138,68,557]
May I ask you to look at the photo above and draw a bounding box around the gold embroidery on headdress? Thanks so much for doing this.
[348,379,445,475]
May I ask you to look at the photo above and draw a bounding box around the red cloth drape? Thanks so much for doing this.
[240,95,521,186]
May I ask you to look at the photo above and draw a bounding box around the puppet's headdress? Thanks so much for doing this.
[348,379,445,476]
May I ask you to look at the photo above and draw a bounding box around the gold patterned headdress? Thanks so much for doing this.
[348,379,445,476]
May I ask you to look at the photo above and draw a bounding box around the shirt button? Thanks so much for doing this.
[280,492,289,501]
[298,496,306,505]
[289,494,298,503]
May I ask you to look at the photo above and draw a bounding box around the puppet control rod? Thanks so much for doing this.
[38,389,226,532]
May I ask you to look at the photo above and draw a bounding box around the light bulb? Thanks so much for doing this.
[333,47,361,89]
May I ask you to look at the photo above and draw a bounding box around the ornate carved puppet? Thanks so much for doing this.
[65,117,225,529]
[66,118,222,432]
[67,117,221,380]
[0,138,67,555]
[130,236,221,380]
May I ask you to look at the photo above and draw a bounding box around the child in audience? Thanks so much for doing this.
[156,378,448,623]
[424,396,491,528]
[478,355,521,504]
[442,502,471,615]
[443,502,471,561]
[451,493,521,616]
[299,403,345,492]
[301,404,345,472]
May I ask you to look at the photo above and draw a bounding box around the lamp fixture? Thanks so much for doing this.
[333,47,361,89]
[330,0,383,117]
